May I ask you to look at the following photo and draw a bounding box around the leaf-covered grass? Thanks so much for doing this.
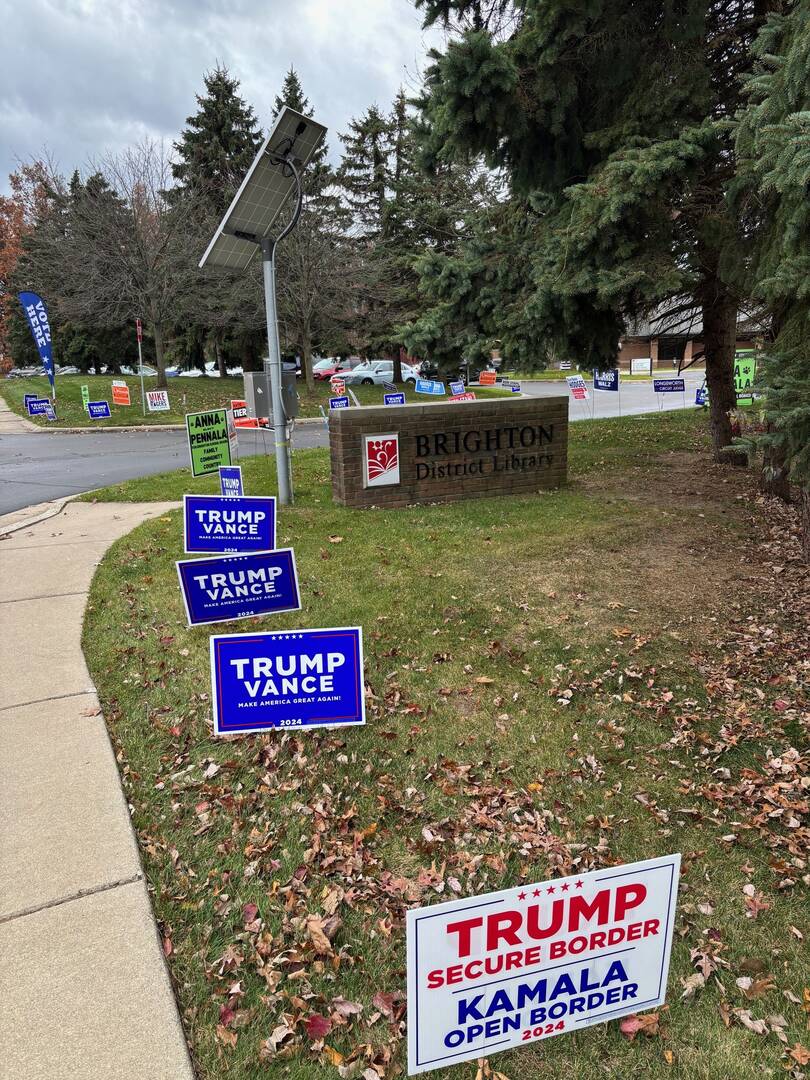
[82,409,808,1079]
[0,374,508,427]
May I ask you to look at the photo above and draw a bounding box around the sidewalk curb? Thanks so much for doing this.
[0,497,72,537]
[9,416,325,434]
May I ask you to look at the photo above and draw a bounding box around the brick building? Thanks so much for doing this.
[618,306,766,371]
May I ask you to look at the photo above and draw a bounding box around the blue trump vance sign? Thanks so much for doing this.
[176,550,300,627]
[183,495,276,555]
[209,626,365,735]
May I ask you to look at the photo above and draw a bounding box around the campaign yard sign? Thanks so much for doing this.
[566,375,589,401]
[25,397,50,416]
[80,385,90,412]
[146,389,170,412]
[734,352,757,399]
[407,853,680,1075]
[42,402,57,421]
[186,408,232,477]
[24,393,38,409]
[653,379,685,394]
[111,380,131,406]
[330,396,350,410]
[416,378,446,396]
[449,392,476,402]
[209,626,365,736]
[183,494,275,555]
[384,392,406,406]
[449,380,465,396]
[175,549,300,627]
[219,465,244,497]
[479,371,497,386]
[87,400,111,419]
[383,381,397,393]
[695,386,708,407]
[593,369,619,392]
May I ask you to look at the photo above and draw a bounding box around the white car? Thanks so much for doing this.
[344,360,421,386]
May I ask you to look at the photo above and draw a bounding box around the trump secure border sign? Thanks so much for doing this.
[406,853,680,1075]
[209,626,365,735]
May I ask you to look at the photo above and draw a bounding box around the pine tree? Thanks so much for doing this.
[413,0,774,457]
[735,2,810,556]
[172,65,262,213]
[339,106,392,239]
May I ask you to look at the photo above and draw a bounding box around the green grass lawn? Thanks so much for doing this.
[81,409,807,1079]
[0,374,508,427]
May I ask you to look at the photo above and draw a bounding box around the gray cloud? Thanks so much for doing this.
[0,0,440,191]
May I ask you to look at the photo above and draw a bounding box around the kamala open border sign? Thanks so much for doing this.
[407,853,680,1074]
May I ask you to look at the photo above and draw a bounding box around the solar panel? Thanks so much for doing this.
[199,107,327,271]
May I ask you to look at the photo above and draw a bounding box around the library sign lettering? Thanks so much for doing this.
[330,397,568,508]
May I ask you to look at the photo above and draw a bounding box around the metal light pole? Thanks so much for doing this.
[136,317,146,415]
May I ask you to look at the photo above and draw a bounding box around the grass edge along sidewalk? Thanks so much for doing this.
[82,410,808,1079]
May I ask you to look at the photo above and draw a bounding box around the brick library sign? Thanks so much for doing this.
[329,397,568,508]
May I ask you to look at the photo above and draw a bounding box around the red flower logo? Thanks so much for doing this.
[365,434,400,486]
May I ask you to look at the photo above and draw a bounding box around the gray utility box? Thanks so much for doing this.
[244,370,299,421]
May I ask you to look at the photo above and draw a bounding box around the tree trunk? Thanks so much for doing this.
[302,328,314,393]
[760,422,791,501]
[214,334,226,378]
[393,346,403,385]
[153,322,167,389]
[701,286,738,459]
[801,487,810,564]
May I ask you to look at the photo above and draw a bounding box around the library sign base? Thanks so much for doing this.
[329,397,568,509]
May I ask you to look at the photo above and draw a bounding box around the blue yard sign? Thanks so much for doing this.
[415,378,446,396]
[695,386,708,407]
[24,393,38,409]
[25,398,50,416]
[653,379,685,393]
[43,402,57,421]
[449,380,465,396]
[209,626,366,736]
[87,400,112,419]
[383,382,397,393]
[176,550,301,627]
[593,369,620,392]
[330,396,350,409]
[384,392,406,406]
[183,494,276,555]
[219,465,244,497]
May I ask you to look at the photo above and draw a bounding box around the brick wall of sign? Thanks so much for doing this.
[329,397,568,508]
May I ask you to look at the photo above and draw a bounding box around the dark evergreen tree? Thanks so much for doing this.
[412,0,775,456]
[172,65,262,213]
[735,2,810,555]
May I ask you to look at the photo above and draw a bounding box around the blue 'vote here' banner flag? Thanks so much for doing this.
[209,626,366,736]
[18,291,55,394]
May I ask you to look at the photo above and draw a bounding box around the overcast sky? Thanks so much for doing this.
[0,0,441,193]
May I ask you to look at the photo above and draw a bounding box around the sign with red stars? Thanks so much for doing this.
[406,853,681,1074]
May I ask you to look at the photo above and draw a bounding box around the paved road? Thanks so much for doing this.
[0,375,704,516]
[0,424,329,517]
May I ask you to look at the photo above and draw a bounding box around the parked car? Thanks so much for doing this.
[344,360,421,386]
[312,357,355,381]
[6,367,38,378]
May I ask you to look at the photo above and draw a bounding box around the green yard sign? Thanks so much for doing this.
[185,408,232,477]
[81,384,90,412]
[734,351,757,399]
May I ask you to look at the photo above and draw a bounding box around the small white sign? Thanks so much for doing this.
[631,357,652,375]
[363,433,400,487]
[146,389,170,412]
[406,853,680,1075]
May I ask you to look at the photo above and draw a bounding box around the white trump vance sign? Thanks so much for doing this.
[406,853,680,1074]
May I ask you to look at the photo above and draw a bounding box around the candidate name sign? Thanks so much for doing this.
[183,494,275,555]
[330,396,350,409]
[209,626,365,736]
[593,369,619,392]
[407,853,680,1075]
[384,392,406,406]
[566,375,589,400]
[416,378,445,396]
[146,389,170,412]
[219,465,244,497]
[449,380,465,396]
[176,550,300,627]
[653,379,685,393]
[26,397,50,415]
[87,400,111,419]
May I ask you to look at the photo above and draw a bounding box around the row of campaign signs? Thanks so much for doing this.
[24,385,172,420]
[177,463,681,1075]
[328,377,520,411]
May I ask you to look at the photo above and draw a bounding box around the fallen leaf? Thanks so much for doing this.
[306,1013,332,1040]
[619,1012,659,1040]
[306,915,333,954]
[789,1044,810,1066]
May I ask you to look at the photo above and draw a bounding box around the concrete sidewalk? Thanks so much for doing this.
[0,499,195,1079]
